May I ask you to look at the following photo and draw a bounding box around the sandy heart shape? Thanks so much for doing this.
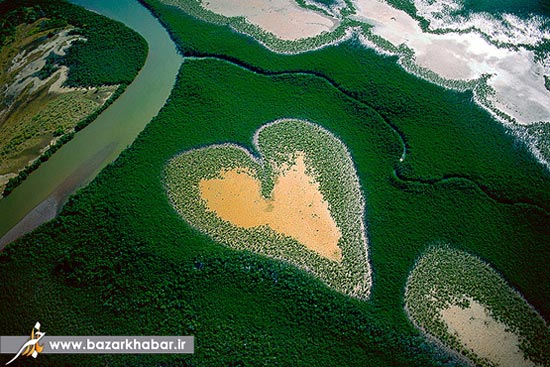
[164,119,371,299]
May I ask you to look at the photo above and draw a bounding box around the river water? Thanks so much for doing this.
[0,0,182,246]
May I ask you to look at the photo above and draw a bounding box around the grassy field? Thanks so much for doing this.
[0,0,548,366]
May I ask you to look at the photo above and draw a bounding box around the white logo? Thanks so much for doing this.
[6,322,45,365]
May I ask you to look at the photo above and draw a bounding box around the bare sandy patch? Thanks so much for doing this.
[0,173,17,193]
[48,66,84,94]
[440,299,539,367]
[351,0,550,125]
[200,0,338,41]
[199,153,342,261]
[4,29,85,99]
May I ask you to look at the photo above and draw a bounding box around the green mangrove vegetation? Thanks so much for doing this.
[1,48,548,364]
[0,0,548,365]
[142,0,550,213]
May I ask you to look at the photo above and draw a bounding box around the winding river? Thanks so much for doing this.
[0,0,183,247]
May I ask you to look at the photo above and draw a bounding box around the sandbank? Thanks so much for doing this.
[4,29,85,99]
[351,0,550,125]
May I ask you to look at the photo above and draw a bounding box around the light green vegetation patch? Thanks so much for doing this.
[0,19,118,191]
[0,80,117,175]
[405,246,550,366]
[526,122,550,163]
[164,119,372,299]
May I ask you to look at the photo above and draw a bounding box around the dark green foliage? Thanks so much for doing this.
[0,2,43,46]
[0,58,471,366]
[380,0,419,17]
[293,0,347,17]
[39,16,68,30]
[0,1,549,366]
[307,0,339,6]
[143,0,550,212]
[293,0,335,17]
[33,51,62,80]
[461,0,548,17]
[59,10,148,87]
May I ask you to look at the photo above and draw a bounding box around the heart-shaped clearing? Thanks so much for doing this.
[199,152,342,262]
[165,119,371,299]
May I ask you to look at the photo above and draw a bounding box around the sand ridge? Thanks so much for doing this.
[4,29,85,99]
[199,152,343,262]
